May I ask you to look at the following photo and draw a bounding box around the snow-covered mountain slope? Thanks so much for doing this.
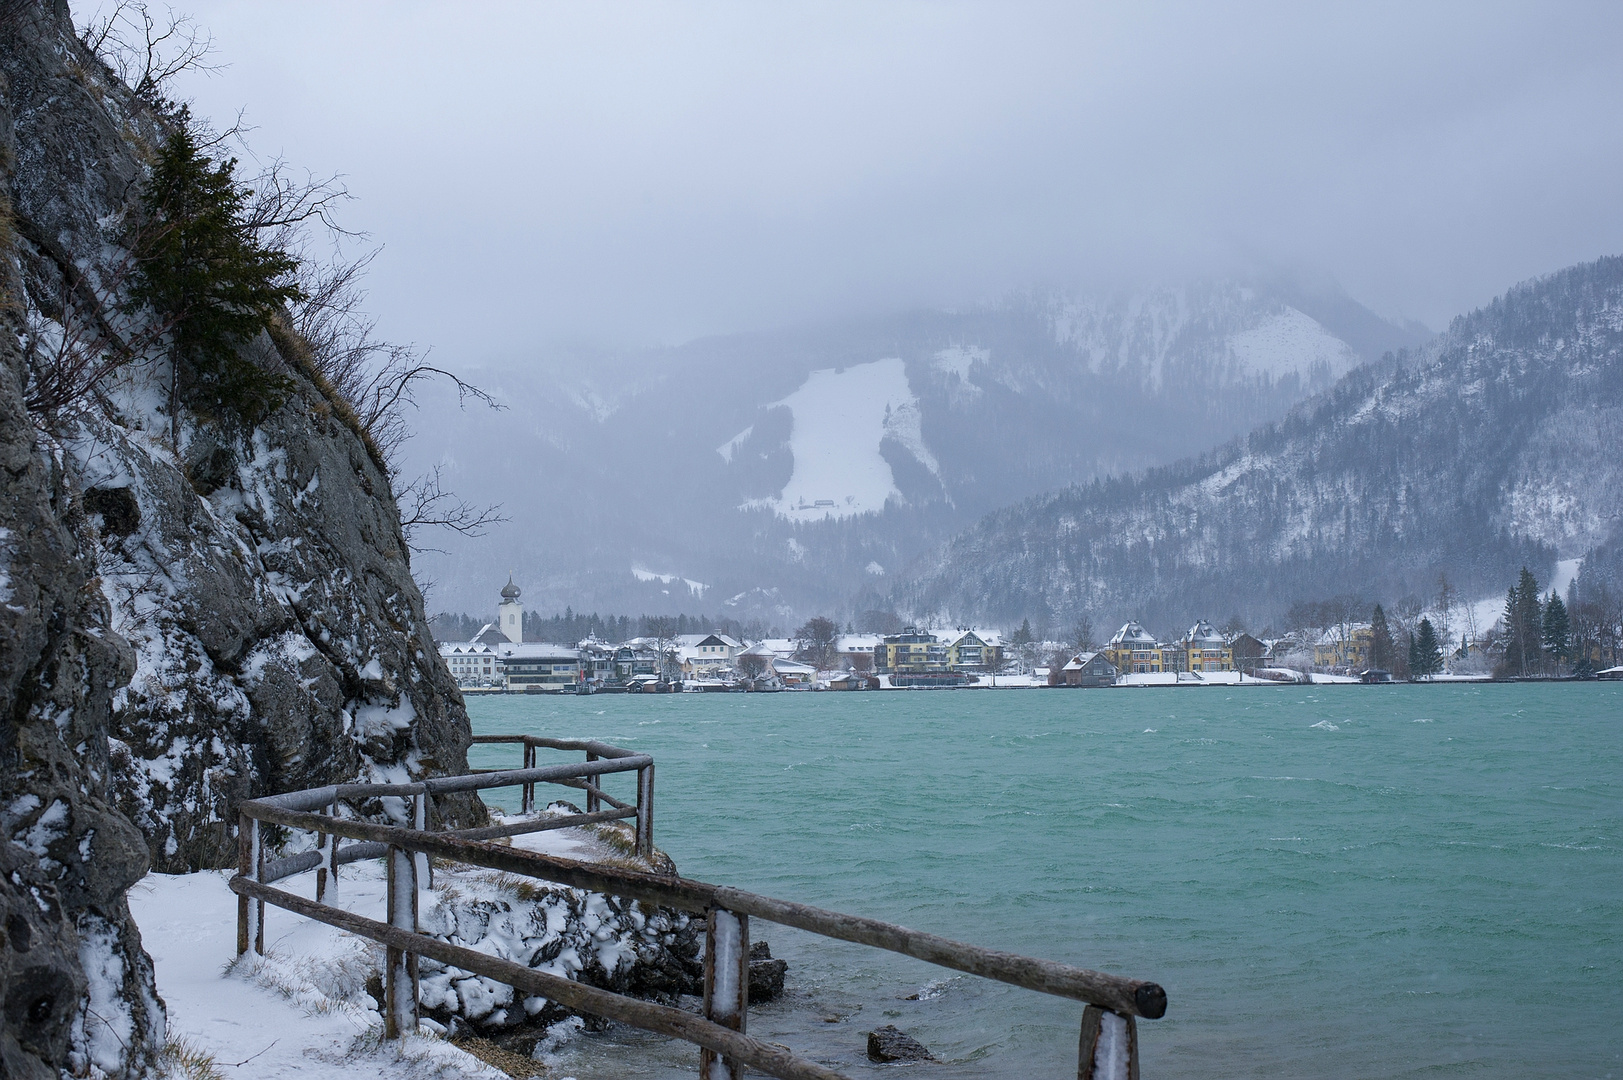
[409,281,1423,620]
[891,256,1623,633]
[734,357,939,521]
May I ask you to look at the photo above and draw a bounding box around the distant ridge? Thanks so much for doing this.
[891,256,1623,631]
[409,278,1423,619]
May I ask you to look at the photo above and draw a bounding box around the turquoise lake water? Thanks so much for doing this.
[465,684,1621,1079]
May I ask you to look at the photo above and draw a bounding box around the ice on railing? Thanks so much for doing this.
[710,909,742,1008]
[1094,1010,1130,1079]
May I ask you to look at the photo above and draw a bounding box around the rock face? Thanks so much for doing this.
[1,0,484,1073]
[1,0,484,871]
[0,276,162,1079]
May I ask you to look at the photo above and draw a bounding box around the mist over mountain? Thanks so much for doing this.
[407,279,1425,621]
[891,256,1623,635]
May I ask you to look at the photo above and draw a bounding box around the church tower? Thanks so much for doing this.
[499,575,523,643]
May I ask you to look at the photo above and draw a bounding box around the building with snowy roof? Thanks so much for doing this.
[1314,623,1373,671]
[496,641,581,692]
[438,640,500,688]
[678,633,743,680]
[1103,622,1173,674]
[1060,651,1118,687]
[946,629,1001,670]
[1182,620,1233,672]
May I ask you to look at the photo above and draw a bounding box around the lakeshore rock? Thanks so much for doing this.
[867,1024,937,1063]
[749,939,788,1003]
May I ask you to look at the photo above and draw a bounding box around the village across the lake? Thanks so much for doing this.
[436,576,1623,694]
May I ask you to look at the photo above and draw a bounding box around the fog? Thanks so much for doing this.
[171,1,1623,359]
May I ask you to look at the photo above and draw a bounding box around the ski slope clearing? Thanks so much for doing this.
[743,357,936,521]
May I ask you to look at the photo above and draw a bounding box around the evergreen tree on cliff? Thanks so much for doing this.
[127,120,304,441]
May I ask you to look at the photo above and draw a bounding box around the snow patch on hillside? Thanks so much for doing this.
[744,358,936,522]
[631,566,707,596]
[1226,307,1358,382]
[716,425,754,464]
[931,345,986,404]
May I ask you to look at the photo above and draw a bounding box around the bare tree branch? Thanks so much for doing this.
[397,464,508,554]
[77,1,222,106]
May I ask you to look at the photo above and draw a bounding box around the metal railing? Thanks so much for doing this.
[229,738,1164,1080]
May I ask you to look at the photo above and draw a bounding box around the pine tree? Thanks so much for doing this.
[1502,567,1543,676]
[1011,619,1033,647]
[1414,618,1443,678]
[1369,604,1395,670]
[1541,591,1570,666]
[127,122,304,441]
[1406,631,1420,680]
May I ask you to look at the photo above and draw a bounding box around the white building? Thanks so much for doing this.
[678,633,743,680]
[440,640,499,688]
[496,642,581,692]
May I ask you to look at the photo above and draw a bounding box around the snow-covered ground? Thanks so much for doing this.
[132,868,508,1080]
[1462,557,1582,644]
[130,825,616,1080]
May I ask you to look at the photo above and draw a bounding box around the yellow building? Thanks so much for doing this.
[946,630,1001,670]
[1103,622,1172,674]
[1182,620,1233,672]
[1313,624,1374,670]
[875,628,946,673]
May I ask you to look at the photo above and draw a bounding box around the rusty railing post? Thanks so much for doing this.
[384,842,420,1038]
[700,905,749,1080]
[522,740,536,814]
[235,812,262,956]
[1078,1004,1139,1080]
[585,751,600,814]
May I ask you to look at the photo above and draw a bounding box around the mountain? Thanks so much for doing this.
[407,281,1426,621]
[891,257,1623,634]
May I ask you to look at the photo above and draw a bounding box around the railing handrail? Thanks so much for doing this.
[242,756,651,813]
[227,874,848,1080]
[230,738,1161,1079]
[242,801,1165,1019]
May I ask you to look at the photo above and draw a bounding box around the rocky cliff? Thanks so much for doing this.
[1,1,484,1074]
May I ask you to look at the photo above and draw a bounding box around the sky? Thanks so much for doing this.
[160,1,1623,363]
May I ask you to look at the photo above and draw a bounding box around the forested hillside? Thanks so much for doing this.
[408,281,1423,620]
[893,257,1623,632]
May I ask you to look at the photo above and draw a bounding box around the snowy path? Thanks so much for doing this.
[129,822,611,1079]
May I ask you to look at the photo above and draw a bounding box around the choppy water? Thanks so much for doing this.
[465,684,1621,1079]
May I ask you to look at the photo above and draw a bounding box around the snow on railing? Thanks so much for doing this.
[230,737,1164,1080]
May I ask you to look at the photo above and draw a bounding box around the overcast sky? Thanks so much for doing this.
[168,1,1623,361]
